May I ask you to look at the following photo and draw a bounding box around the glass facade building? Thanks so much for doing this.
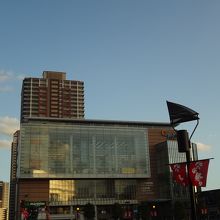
[15,118,190,220]
[49,179,137,205]
[19,121,150,179]
[156,140,190,200]
[156,140,199,219]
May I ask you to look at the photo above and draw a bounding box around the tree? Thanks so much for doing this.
[84,203,95,220]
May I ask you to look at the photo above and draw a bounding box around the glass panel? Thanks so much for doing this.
[19,122,150,178]
[49,180,137,203]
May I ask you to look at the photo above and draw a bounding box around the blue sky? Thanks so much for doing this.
[0,0,220,190]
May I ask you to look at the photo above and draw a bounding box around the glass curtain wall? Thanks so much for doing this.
[49,180,137,205]
[19,122,150,178]
[156,141,189,200]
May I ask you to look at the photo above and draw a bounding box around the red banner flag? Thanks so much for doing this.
[189,159,210,187]
[170,163,188,186]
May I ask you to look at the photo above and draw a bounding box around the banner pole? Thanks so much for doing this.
[186,142,197,220]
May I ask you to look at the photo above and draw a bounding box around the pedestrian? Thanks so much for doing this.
[21,208,29,220]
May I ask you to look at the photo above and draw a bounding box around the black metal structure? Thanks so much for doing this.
[166,101,199,220]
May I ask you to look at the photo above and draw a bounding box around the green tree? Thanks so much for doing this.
[84,203,95,220]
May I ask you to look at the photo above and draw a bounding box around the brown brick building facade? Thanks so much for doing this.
[21,71,84,120]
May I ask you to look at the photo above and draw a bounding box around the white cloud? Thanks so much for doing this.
[0,70,13,82]
[0,116,19,136]
[0,139,11,149]
[0,69,24,94]
[196,142,212,152]
[0,69,25,82]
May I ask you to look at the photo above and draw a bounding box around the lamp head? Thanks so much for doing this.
[167,101,199,125]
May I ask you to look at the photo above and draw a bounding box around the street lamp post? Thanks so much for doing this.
[167,101,199,220]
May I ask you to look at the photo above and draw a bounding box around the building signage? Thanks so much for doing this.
[161,129,176,139]
[141,181,154,194]
[29,201,46,207]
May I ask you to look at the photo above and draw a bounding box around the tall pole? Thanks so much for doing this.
[166,101,200,220]
[176,129,197,220]
[186,146,197,220]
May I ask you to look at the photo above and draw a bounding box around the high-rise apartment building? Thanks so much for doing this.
[21,71,84,120]
[0,181,9,220]
[0,208,7,220]
[9,131,19,220]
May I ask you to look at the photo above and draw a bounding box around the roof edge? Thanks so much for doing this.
[21,117,171,127]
